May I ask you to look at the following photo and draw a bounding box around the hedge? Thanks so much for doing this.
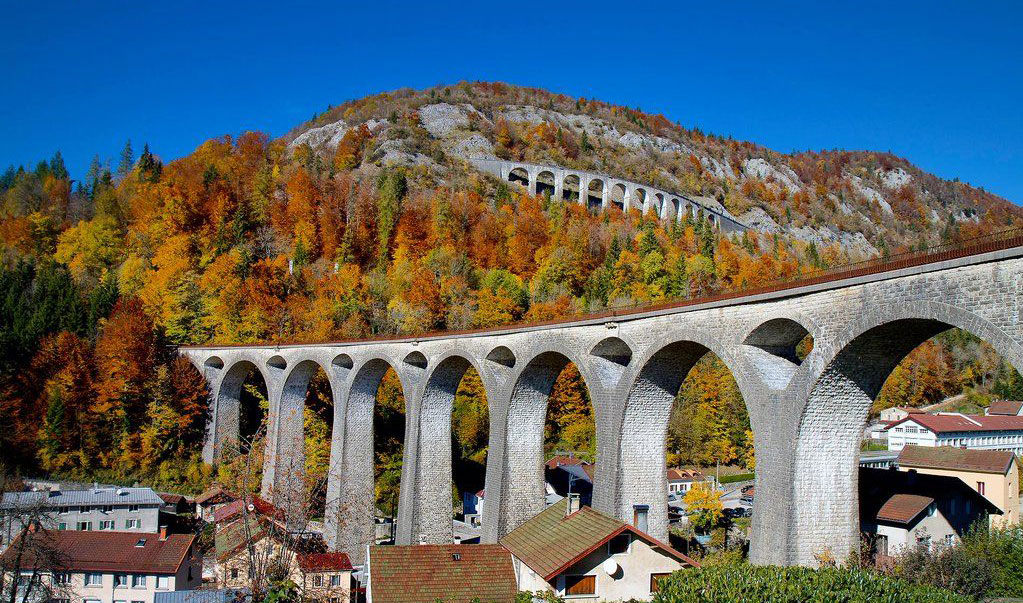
[653,565,975,603]
[718,473,754,484]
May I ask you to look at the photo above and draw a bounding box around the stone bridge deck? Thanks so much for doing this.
[182,229,1023,566]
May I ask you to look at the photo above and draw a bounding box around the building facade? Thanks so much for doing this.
[501,499,696,601]
[885,413,1023,455]
[666,469,705,496]
[1,487,163,549]
[897,445,1019,527]
[859,467,1001,558]
[0,529,200,603]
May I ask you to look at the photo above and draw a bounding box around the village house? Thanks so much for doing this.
[366,544,517,603]
[0,527,200,603]
[859,467,1001,558]
[500,496,697,601]
[545,461,594,507]
[295,553,353,603]
[213,497,290,588]
[897,444,1019,527]
[212,496,346,601]
[986,400,1023,416]
[157,493,189,516]
[195,486,237,523]
[461,489,485,528]
[1,486,164,549]
[879,407,927,423]
[885,412,1023,455]
[666,469,705,496]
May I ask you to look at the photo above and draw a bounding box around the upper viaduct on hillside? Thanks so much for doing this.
[469,158,747,233]
[181,231,1023,567]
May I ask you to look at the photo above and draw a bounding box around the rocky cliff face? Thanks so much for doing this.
[284,83,1020,257]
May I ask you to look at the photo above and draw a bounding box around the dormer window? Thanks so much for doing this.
[135,538,147,547]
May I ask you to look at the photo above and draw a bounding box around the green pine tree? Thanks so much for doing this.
[117,140,134,177]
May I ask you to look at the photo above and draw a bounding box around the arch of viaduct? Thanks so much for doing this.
[182,242,1023,567]
[469,158,747,234]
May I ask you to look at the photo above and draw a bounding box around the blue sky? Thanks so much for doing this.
[2,1,1021,201]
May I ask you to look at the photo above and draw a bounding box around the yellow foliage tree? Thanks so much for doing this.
[683,481,723,534]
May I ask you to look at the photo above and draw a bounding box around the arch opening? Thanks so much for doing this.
[267,355,287,371]
[404,350,428,369]
[563,174,581,201]
[501,353,596,536]
[486,345,516,368]
[632,187,647,213]
[793,318,1023,566]
[300,364,335,520]
[536,170,556,198]
[266,359,336,523]
[743,318,814,388]
[587,178,605,211]
[419,356,491,543]
[619,342,753,549]
[332,353,354,371]
[654,193,665,219]
[508,167,529,186]
[327,359,406,562]
[212,361,269,491]
[374,367,407,544]
[610,183,627,211]
[204,355,225,370]
[591,336,632,366]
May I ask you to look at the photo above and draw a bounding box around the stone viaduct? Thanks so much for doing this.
[469,158,747,234]
[181,234,1023,567]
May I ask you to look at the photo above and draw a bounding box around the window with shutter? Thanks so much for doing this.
[649,573,671,593]
[563,574,596,597]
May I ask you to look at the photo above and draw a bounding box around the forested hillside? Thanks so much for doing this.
[1,82,1019,500]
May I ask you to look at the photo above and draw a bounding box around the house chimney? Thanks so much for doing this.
[159,525,168,541]
[566,493,581,516]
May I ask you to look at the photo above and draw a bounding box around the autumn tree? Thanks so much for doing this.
[683,481,723,534]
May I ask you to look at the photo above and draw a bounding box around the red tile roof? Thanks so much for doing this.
[545,455,586,469]
[876,494,935,524]
[213,496,284,524]
[368,544,516,603]
[158,492,186,505]
[195,485,236,505]
[988,400,1023,416]
[667,468,705,481]
[886,413,1023,434]
[0,530,195,574]
[898,445,1016,474]
[297,552,353,572]
[500,499,697,581]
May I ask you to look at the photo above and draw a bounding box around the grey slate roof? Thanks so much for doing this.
[1,487,164,508]
[154,589,249,603]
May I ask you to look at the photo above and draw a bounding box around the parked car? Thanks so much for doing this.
[740,484,754,495]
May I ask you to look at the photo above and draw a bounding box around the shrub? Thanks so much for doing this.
[897,541,992,599]
[653,565,975,603]
[959,523,1023,597]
